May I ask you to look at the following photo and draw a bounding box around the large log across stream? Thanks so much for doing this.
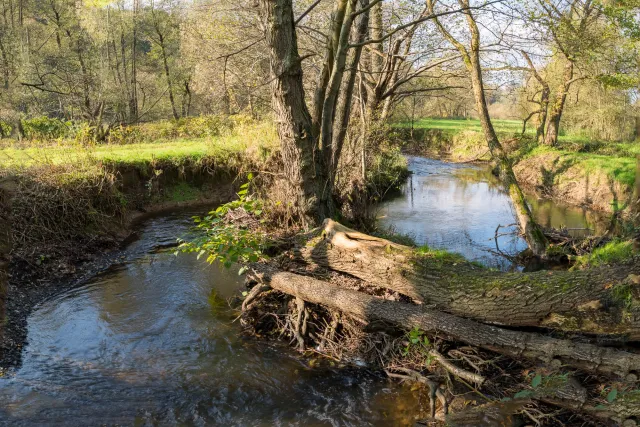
[251,271,640,424]
[295,220,640,338]
[260,272,640,378]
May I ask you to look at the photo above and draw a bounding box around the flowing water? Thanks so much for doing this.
[378,157,609,270]
[0,157,610,425]
[0,210,424,426]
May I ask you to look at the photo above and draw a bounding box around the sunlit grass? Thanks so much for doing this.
[573,240,636,269]
[396,118,638,187]
[525,145,637,187]
[0,121,279,170]
[396,118,528,134]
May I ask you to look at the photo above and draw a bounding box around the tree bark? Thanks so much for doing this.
[260,0,330,225]
[430,0,548,257]
[634,155,640,225]
[521,51,549,144]
[320,0,359,204]
[0,179,12,347]
[296,220,640,337]
[331,0,369,183]
[260,271,640,379]
[545,60,574,147]
[156,27,179,120]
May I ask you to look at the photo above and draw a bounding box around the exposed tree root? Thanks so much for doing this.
[242,269,640,425]
[295,219,640,338]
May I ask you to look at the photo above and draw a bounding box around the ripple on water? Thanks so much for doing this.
[0,207,425,426]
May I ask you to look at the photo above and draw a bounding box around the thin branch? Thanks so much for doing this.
[295,0,322,25]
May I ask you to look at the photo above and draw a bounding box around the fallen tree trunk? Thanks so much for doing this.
[255,271,640,424]
[259,271,640,379]
[296,220,640,338]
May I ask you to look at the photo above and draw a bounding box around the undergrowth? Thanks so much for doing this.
[572,239,636,268]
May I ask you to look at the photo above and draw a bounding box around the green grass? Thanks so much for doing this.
[396,117,638,187]
[524,145,637,188]
[398,118,640,148]
[573,240,636,269]
[397,118,528,135]
[0,121,278,171]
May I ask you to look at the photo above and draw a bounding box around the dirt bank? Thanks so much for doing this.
[0,160,239,371]
[396,127,636,216]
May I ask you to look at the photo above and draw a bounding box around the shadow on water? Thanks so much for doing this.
[0,207,427,426]
[377,156,610,271]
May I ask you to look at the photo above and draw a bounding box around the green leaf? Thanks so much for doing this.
[531,373,542,388]
[607,388,618,403]
[514,390,532,399]
[247,172,254,180]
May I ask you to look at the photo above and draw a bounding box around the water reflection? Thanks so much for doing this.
[378,157,609,270]
[0,209,425,426]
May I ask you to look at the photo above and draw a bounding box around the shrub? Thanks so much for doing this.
[22,116,71,140]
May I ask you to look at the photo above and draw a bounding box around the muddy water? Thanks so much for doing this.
[0,210,424,426]
[378,157,609,270]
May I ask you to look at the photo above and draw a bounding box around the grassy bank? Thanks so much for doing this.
[1,116,409,286]
[394,118,638,214]
[0,119,280,287]
[0,119,278,170]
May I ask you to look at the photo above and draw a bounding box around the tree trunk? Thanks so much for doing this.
[544,61,573,147]
[320,0,359,205]
[369,1,383,81]
[312,0,348,138]
[634,155,640,225]
[536,85,549,144]
[331,0,369,183]
[260,0,330,226]
[259,271,640,379]
[296,220,640,337]
[158,31,178,120]
[0,179,12,347]
[521,51,551,145]
[0,35,9,90]
[439,0,548,256]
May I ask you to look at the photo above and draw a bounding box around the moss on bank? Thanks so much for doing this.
[572,240,636,269]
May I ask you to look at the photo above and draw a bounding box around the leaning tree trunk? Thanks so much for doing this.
[250,268,640,424]
[439,0,548,257]
[260,0,331,226]
[296,220,640,338]
[545,61,574,147]
[469,45,548,256]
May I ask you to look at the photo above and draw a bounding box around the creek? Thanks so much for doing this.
[378,156,609,270]
[0,156,611,425]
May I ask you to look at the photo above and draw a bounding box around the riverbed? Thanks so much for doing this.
[0,210,425,426]
[378,157,608,270]
[0,157,611,425]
